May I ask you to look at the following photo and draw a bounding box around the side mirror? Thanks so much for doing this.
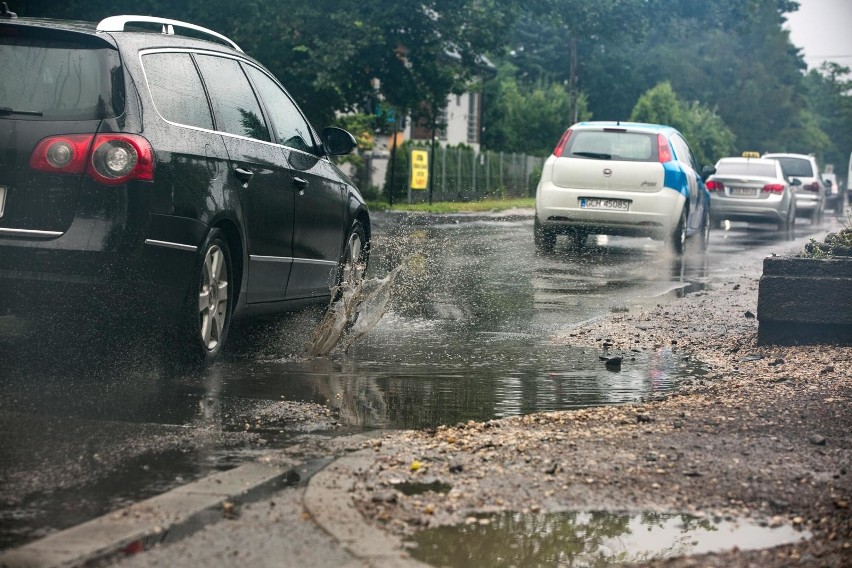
[322,127,357,156]
[790,178,802,186]
[701,165,716,181]
[824,179,833,188]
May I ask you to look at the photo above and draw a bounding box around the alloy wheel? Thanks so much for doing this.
[198,244,229,351]
[342,231,365,287]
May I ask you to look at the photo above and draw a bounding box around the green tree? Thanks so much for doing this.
[631,82,735,166]
[483,63,590,155]
[802,63,852,177]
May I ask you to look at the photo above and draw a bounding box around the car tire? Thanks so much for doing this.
[669,207,687,255]
[174,228,234,364]
[779,201,795,232]
[836,192,848,220]
[338,221,368,290]
[534,216,556,252]
[812,202,823,225]
[697,208,710,251]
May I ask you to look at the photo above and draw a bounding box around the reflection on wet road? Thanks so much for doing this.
[0,214,835,547]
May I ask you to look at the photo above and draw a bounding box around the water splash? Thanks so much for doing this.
[306,264,404,357]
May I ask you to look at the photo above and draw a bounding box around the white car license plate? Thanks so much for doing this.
[579,198,629,211]
[0,186,6,219]
[729,187,757,197]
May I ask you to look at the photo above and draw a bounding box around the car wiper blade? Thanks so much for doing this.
[572,151,611,160]
[0,106,43,116]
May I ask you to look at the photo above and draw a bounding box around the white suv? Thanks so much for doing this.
[762,153,825,224]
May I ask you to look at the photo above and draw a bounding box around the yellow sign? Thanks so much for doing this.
[410,149,428,190]
[742,151,760,158]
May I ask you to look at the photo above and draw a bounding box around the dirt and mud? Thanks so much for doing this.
[346,265,851,566]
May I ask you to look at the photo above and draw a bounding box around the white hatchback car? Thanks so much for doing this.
[534,122,714,254]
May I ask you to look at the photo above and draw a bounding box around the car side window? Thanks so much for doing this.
[142,52,213,130]
[193,54,270,142]
[244,65,316,154]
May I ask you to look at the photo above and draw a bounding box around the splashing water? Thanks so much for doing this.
[306,264,404,357]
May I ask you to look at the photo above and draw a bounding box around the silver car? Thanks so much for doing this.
[762,152,825,224]
[707,156,798,231]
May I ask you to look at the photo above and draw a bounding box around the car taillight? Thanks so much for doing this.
[29,135,93,175]
[553,129,572,157]
[30,133,154,185]
[706,180,724,192]
[657,134,672,163]
[804,181,820,192]
[762,184,785,194]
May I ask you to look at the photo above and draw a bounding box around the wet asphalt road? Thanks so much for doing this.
[0,211,843,549]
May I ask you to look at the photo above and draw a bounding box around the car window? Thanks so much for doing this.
[194,54,270,142]
[142,52,213,130]
[565,131,655,161]
[770,157,814,178]
[715,161,778,177]
[671,135,698,170]
[244,65,316,153]
[0,33,123,120]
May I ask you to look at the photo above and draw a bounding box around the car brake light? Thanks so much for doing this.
[30,134,153,185]
[552,129,572,157]
[761,184,785,194]
[29,135,93,175]
[805,181,820,192]
[657,134,672,163]
[87,134,154,184]
[706,180,724,192]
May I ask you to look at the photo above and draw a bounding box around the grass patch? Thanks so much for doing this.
[367,197,535,214]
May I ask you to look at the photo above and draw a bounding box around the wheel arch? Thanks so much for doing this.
[209,217,244,311]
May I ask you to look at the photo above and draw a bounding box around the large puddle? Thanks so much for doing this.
[408,510,811,567]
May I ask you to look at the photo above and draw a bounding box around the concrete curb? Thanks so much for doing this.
[304,450,427,568]
[0,461,299,568]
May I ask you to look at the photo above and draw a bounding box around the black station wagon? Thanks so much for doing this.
[0,14,370,360]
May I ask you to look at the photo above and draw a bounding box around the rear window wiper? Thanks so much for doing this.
[0,106,43,116]
[571,151,611,160]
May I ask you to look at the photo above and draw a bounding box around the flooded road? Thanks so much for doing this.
[0,212,829,548]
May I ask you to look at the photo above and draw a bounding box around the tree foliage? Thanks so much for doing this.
[630,82,735,166]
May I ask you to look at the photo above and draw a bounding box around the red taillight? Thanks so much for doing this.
[87,134,154,185]
[762,184,785,194]
[805,181,820,192]
[553,129,572,157]
[657,134,672,163]
[30,133,154,185]
[29,134,93,175]
[706,180,725,192]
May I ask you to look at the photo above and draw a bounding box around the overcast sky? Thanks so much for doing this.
[785,0,852,71]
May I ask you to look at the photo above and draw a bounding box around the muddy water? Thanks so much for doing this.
[408,510,810,567]
[228,216,711,431]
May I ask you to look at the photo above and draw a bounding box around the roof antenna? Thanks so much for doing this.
[0,2,18,18]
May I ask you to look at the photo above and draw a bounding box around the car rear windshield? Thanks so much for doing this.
[770,157,814,178]
[562,130,657,161]
[715,161,777,177]
[0,27,123,120]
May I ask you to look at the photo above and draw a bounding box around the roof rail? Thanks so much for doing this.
[96,15,243,52]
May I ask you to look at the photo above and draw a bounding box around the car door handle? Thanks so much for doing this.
[293,177,308,190]
[234,167,254,185]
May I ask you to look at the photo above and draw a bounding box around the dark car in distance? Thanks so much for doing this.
[0,15,370,361]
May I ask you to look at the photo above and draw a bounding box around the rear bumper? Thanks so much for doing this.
[0,215,205,318]
[536,183,685,239]
[709,194,788,223]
